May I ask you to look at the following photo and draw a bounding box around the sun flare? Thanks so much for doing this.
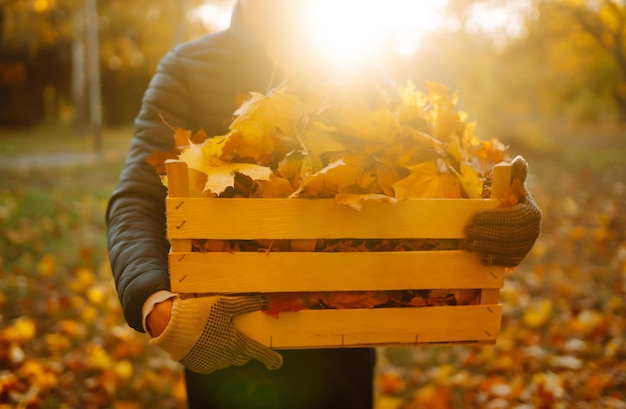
[193,0,528,70]
[311,0,449,66]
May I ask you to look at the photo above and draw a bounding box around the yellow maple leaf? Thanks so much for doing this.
[202,160,273,195]
[256,174,296,198]
[426,81,458,114]
[201,133,230,159]
[425,81,467,141]
[179,140,272,194]
[447,161,484,198]
[179,143,201,170]
[392,161,461,200]
[300,158,361,197]
[447,136,465,164]
[333,95,400,144]
[226,129,277,164]
[469,137,509,175]
[397,80,428,124]
[277,150,313,191]
[376,164,405,197]
[295,120,344,172]
[230,86,301,146]
[402,126,444,151]
[357,167,379,192]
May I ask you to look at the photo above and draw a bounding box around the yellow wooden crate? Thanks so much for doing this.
[165,160,511,349]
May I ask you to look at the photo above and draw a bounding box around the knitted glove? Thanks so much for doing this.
[149,295,283,374]
[464,156,542,267]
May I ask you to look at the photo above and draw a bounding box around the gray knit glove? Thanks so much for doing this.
[464,156,542,267]
[149,295,283,374]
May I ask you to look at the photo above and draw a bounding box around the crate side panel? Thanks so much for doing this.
[169,251,504,293]
[166,198,500,240]
[233,305,502,349]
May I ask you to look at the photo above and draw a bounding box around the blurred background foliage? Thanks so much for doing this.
[0,0,234,127]
[0,0,625,141]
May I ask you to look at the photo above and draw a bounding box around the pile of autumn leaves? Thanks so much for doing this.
[148,78,512,315]
[150,78,508,203]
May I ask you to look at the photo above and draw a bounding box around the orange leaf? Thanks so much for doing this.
[499,177,526,208]
[147,150,178,174]
[263,293,306,319]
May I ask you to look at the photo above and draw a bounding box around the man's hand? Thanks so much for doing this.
[464,156,542,267]
[149,295,283,374]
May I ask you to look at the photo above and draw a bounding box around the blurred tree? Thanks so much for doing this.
[514,0,626,122]
[411,0,626,148]
[0,0,73,126]
[72,5,87,135]
[0,0,230,128]
[86,0,102,150]
[385,0,540,142]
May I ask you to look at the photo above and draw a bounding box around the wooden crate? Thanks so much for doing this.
[165,160,511,349]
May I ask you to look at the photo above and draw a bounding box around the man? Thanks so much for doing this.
[106,1,541,408]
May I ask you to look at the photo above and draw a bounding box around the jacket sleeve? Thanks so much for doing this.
[106,47,195,332]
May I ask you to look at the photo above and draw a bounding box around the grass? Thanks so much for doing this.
[0,124,133,156]
[0,125,133,276]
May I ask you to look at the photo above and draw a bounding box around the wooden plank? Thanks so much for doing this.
[169,250,505,293]
[166,160,192,252]
[166,197,500,240]
[233,305,502,349]
[490,163,512,199]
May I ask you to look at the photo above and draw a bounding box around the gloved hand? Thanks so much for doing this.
[149,294,283,374]
[464,156,542,267]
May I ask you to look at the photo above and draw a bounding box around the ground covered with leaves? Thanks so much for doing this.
[375,131,626,409]
[0,130,187,409]
[0,126,625,408]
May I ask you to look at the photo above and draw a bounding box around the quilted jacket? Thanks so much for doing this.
[106,4,279,333]
[106,3,375,408]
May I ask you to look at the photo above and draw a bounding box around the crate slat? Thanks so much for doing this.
[233,305,502,349]
[166,197,501,240]
[169,251,504,293]
[166,160,193,252]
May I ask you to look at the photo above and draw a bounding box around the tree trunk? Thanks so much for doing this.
[85,0,102,152]
[72,7,88,137]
